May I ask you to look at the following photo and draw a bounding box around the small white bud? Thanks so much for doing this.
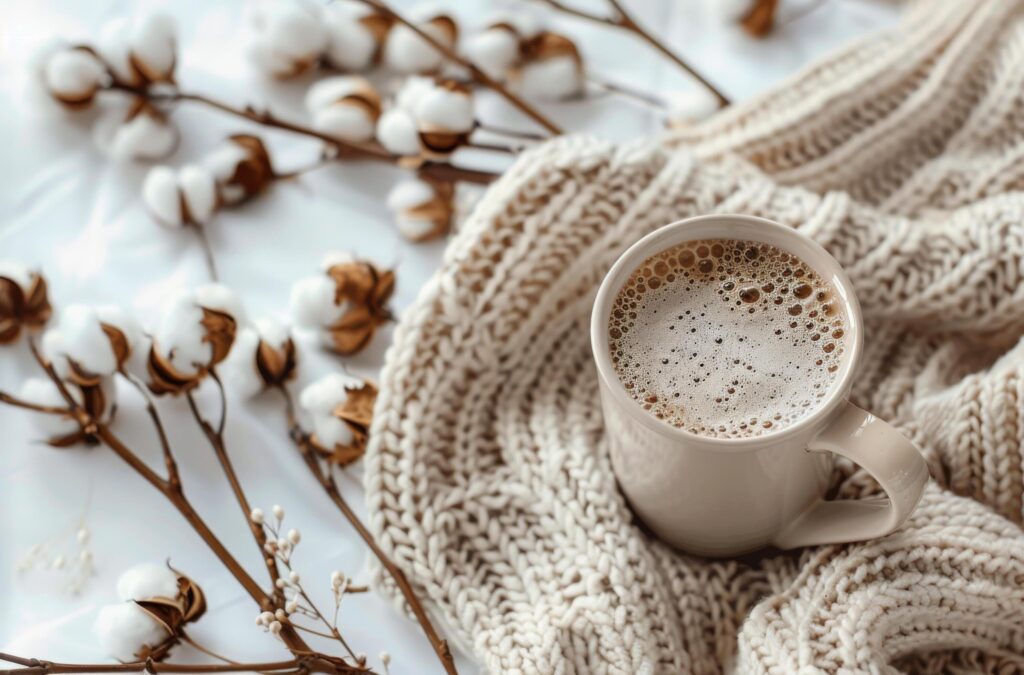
[275,608,287,622]
[287,528,301,545]
[259,610,274,625]
[79,550,93,563]
[286,598,299,613]
[380,652,391,666]
[269,620,282,635]
[250,507,265,524]
[272,504,284,521]
[331,570,344,588]
[277,537,289,551]
[289,570,300,584]
[275,577,287,589]
[264,541,277,554]
[52,554,66,570]
[76,527,90,544]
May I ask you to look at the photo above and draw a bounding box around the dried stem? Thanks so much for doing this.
[123,373,181,490]
[189,224,219,283]
[0,391,70,415]
[474,122,547,141]
[587,75,667,109]
[537,0,730,107]
[278,386,458,675]
[0,653,303,675]
[185,372,283,601]
[355,0,562,135]
[108,83,499,186]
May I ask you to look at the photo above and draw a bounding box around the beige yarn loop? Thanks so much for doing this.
[366,1,1024,672]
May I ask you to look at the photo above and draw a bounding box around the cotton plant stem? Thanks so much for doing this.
[277,386,458,675]
[0,391,70,415]
[538,0,731,107]
[108,83,500,186]
[586,75,668,109]
[189,223,219,283]
[354,0,562,135]
[0,654,305,675]
[123,373,181,489]
[12,341,319,657]
[185,375,284,602]
[474,121,547,141]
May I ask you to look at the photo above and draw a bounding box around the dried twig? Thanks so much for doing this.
[537,0,731,107]
[354,0,563,135]
[277,386,458,675]
[109,83,500,186]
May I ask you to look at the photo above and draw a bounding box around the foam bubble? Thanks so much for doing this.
[608,238,848,439]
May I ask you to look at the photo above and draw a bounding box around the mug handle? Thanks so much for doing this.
[771,401,929,550]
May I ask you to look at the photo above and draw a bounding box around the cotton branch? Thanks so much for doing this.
[277,386,458,675]
[0,652,367,675]
[355,0,563,135]
[537,0,731,107]
[109,83,500,186]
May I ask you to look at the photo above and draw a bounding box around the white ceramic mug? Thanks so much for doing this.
[591,215,929,557]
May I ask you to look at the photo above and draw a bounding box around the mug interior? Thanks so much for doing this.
[591,214,864,450]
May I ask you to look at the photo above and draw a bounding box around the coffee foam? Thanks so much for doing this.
[608,239,847,439]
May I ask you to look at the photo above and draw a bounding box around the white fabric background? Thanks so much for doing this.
[0,1,897,671]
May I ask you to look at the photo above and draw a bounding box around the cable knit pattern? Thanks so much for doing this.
[365,1,1024,672]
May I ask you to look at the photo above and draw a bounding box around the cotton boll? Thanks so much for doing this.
[94,603,169,662]
[142,165,218,227]
[386,178,453,242]
[42,47,107,108]
[517,55,583,100]
[153,294,208,377]
[464,27,520,81]
[395,76,436,112]
[414,85,474,133]
[249,0,328,78]
[129,13,177,83]
[116,562,181,601]
[376,108,421,155]
[312,413,354,448]
[202,135,275,206]
[54,305,119,378]
[666,88,721,125]
[383,9,457,74]
[305,77,381,143]
[323,1,382,72]
[94,102,178,161]
[289,275,347,329]
[195,283,247,327]
[18,377,79,440]
[300,374,361,446]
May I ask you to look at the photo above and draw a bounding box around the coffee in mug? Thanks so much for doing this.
[608,239,847,439]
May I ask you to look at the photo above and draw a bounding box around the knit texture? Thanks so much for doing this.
[365,1,1024,672]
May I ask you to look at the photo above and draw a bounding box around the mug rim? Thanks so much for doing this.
[590,214,865,451]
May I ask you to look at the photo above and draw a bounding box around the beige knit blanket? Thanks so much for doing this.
[365,1,1024,672]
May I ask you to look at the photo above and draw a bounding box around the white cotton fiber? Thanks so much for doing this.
[383,18,452,74]
[396,216,438,241]
[178,165,218,224]
[376,108,421,156]
[320,251,355,270]
[322,2,377,71]
[289,275,347,329]
[221,326,263,398]
[312,413,354,448]
[249,0,327,76]
[43,49,106,100]
[116,562,180,601]
[104,112,178,161]
[94,603,169,662]
[666,88,720,124]
[305,76,363,113]
[312,106,376,143]
[256,317,291,348]
[387,178,435,212]
[518,56,583,100]
[153,293,208,376]
[704,0,755,23]
[142,166,184,227]
[464,29,519,81]
[129,13,177,81]
[413,87,474,132]
[58,305,119,377]
[195,283,246,325]
[300,372,362,447]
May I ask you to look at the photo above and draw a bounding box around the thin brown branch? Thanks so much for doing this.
[0,652,366,674]
[277,387,458,675]
[538,0,730,107]
[474,121,547,141]
[123,373,181,490]
[355,0,562,135]
[108,83,500,186]
[0,391,70,416]
[587,75,667,109]
[186,375,283,601]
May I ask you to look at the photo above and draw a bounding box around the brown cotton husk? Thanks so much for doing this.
[255,335,297,387]
[146,345,201,396]
[0,272,52,344]
[429,15,459,47]
[64,322,133,388]
[52,46,106,109]
[221,135,275,204]
[311,379,377,466]
[519,31,581,66]
[200,308,237,366]
[132,567,206,662]
[360,12,394,62]
[323,260,395,355]
[741,0,779,37]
